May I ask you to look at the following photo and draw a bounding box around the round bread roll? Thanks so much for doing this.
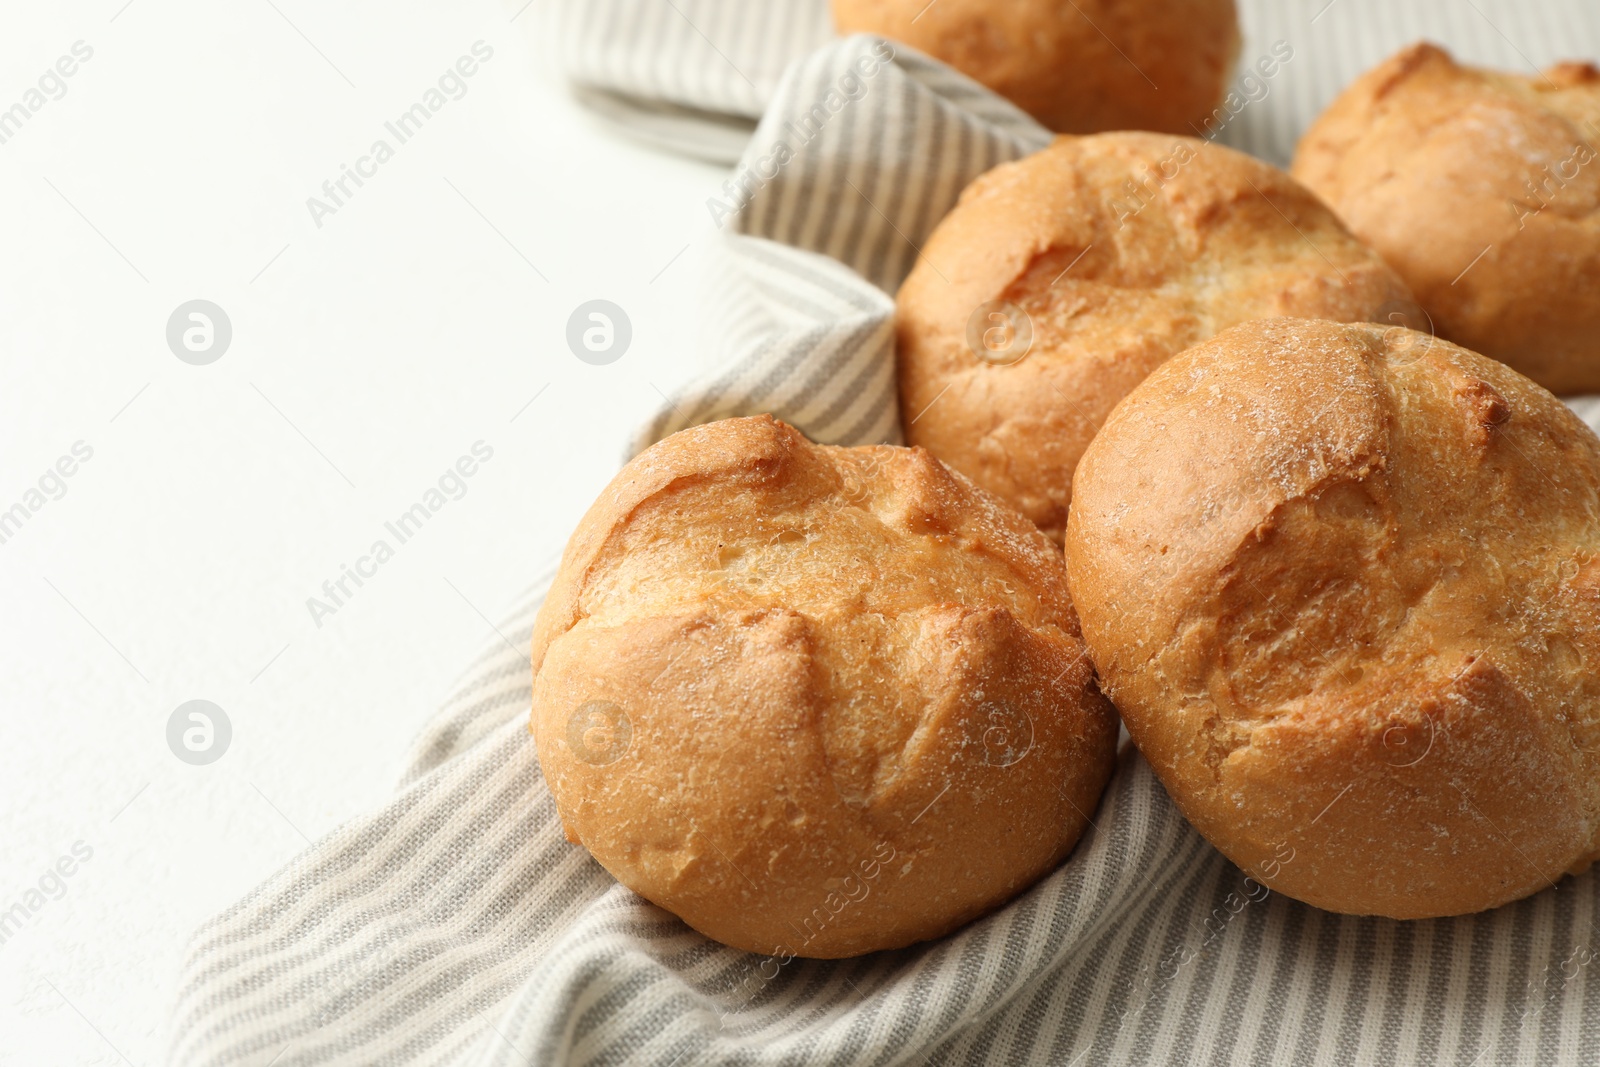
[1292,43,1600,394]
[531,415,1117,957]
[831,0,1240,135]
[1065,317,1600,918]
[899,132,1413,543]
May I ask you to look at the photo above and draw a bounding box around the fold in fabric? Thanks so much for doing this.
[629,39,1048,456]
[557,0,830,118]
[171,32,1600,1067]
[542,0,1599,169]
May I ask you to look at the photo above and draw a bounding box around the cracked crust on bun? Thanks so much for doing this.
[1065,317,1600,918]
[531,415,1117,956]
[1293,43,1600,393]
[898,133,1412,542]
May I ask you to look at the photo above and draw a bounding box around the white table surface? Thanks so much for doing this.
[0,3,722,1063]
[8,1,1600,1064]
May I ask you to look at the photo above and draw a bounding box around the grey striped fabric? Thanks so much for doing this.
[170,8,1600,1067]
[553,0,832,119]
[549,0,1600,167]
[629,41,1049,455]
[549,0,833,162]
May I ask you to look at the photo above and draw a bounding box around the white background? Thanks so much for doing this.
[3,0,1598,1064]
[0,2,721,1063]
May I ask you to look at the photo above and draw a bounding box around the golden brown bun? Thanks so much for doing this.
[899,133,1412,542]
[531,415,1117,957]
[1292,43,1600,394]
[1064,318,1600,918]
[831,0,1240,135]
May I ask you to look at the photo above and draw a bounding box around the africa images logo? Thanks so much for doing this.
[304,442,495,628]
[305,41,495,229]
[0,41,94,148]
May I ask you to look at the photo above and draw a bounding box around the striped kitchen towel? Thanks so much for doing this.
[537,0,830,162]
[542,0,1600,167]
[170,12,1600,1067]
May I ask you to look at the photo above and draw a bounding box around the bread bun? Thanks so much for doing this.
[1292,43,1600,394]
[898,133,1412,543]
[531,415,1117,957]
[831,0,1240,135]
[1065,317,1600,918]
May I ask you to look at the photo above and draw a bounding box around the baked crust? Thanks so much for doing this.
[898,132,1411,542]
[531,415,1117,956]
[1065,317,1600,918]
[831,0,1240,135]
[1292,43,1600,393]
